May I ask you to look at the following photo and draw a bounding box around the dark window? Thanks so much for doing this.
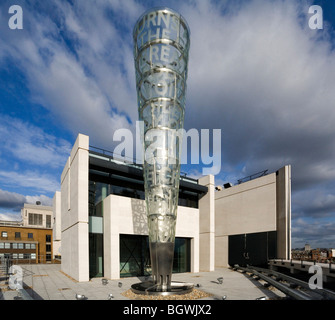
[173,238,191,273]
[15,232,21,238]
[29,213,42,225]
[46,215,51,228]
[28,233,33,239]
[89,233,104,278]
[46,254,51,261]
[228,231,277,267]
[46,244,51,252]
[119,235,150,278]
[119,235,190,278]
[46,235,51,242]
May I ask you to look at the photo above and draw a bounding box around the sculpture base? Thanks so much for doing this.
[131,281,194,296]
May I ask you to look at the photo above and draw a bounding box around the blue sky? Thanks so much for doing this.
[0,0,335,249]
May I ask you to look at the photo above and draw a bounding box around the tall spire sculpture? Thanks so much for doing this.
[132,7,191,294]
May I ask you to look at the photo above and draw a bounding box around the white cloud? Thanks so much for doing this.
[292,217,335,248]
[0,0,335,248]
[0,115,71,168]
[0,171,59,193]
[0,189,25,209]
[0,213,22,221]
[178,0,335,186]
[26,194,53,207]
[0,0,138,150]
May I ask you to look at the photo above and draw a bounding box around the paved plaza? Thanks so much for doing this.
[0,263,287,300]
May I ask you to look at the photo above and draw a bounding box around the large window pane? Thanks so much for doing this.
[28,213,43,225]
[119,235,190,278]
[46,215,51,228]
[89,181,109,217]
[173,238,191,273]
[120,235,150,278]
[89,233,104,278]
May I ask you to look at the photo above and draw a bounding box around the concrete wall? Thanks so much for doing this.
[214,166,291,268]
[52,191,61,257]
[198,175,215,271]
[276,166,291,260]
[103,194,200,279]
[60,134,89,282]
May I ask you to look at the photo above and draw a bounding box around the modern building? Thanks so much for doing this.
[215,166,291,268]
[0,203,54,264]
[54,133,291,282]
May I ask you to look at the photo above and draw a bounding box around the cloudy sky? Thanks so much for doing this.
[0,0,334,249]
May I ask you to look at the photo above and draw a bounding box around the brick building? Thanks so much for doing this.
[0,203,53,264]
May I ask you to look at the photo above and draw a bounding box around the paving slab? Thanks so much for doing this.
[0,263,287,301]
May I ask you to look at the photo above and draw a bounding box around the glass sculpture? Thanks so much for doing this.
[133,7,190,292]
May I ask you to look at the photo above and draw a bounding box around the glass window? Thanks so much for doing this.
[25,243,31,249]
[28,213,43,225]
[89,233,104,278]
[46,235,51,242]
[1,231,7,237]
[18,254,24,259]
[119,235,150,278]
[4,243,10,249]
[0,243,4,249]
[46,244,51,252]
[46,215,51,228]
[46,254,51,261]
[12,253,18,259]
[28,233,33,239]
[31,243,36,249]
[12,243,18,249]
[89,216,103,234]
[15,232,21,238]
[119,235,190,278]
[31,253,36,260]
[18,243,24,249]
[173,238,191,273]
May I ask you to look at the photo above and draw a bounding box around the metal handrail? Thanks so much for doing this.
[237,170,268,184]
